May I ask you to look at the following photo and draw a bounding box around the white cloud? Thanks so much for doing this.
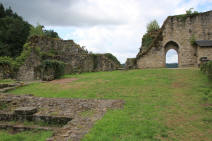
[166,49,178,63]
[2,0,212,63]
[59,0,211,63]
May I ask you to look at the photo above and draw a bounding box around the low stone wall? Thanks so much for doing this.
[0,94,124,141]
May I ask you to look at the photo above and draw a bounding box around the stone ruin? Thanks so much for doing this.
[0,93,124,141]
[126,10,212,69]
[0,36,121,81]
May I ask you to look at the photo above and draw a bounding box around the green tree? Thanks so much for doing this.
[28,24,45,39]
[0,3,30,57]
[147,20,160,33]
[28,25,60,39]
[44,29,59,38]
[0,4,5,18]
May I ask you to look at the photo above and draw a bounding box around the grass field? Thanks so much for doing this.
[1,68,212,141]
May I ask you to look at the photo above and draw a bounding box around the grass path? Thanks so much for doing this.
[1,68,212,141]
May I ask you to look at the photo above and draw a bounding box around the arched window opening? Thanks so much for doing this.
[166,49,178,68]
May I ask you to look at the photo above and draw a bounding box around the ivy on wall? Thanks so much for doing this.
[41,60,65,79]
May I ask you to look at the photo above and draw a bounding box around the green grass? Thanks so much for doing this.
[0,130,52,141]
[2,68,212,141]
[0,79,16,84]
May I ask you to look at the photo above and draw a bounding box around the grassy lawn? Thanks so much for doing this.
[1,68,212,141]
[0,130,52,141]
[0,79,16,84]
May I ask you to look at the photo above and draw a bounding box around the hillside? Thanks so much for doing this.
[1,68,212,141]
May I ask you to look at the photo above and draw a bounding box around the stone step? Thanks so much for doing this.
[0,86,17,93]
[14,107,38,115]
[0,113,72,125]
[0,122,57,132]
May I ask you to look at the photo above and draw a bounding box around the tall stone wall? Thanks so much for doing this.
[137,10,212,69]
[17,36,120,81]
[197,47,212,65]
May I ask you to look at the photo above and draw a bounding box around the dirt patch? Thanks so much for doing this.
[171,82,187,88]
[49,78,78,84]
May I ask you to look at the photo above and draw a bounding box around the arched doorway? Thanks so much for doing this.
[164,41,179,68]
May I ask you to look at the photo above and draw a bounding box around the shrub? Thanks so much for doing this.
[147,20,160,33]
[41,60,65,79]
[41,52,55,60]
[142,33,154,51]
[15,43,32,66]
[200,61,212,79]
[0,56,17,78]
[176,8,199,22]
[190,34,197,46]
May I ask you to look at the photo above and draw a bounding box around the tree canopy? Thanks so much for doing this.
[0,3,60,58]
[0,3,31,57]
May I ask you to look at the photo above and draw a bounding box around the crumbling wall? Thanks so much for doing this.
[16,36,120,81]
[16,47,41,81]
[136,10,212,68]
[125,58,137,69]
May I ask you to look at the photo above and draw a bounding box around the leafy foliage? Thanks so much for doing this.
[15,43,33,66]
[28,24,60,39]
[190,34,197,46]
[176,8,199,21]
[28,24,45,39]
[0,56,17,68]
[147,20,160,33]
[41,60,65,79]
[40,52,55,60]
[0,56,18,78]
[44,29,59,38]
[140,20,160,51]
[141,33,154,50]
[0,3,31,57]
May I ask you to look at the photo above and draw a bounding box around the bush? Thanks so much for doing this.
[41,60,65,79]
[147,20,160,33]
[200,61,212,79]
[41,52,55,60]
[15,43,33,66]
[176,8,199,22]
[190,34,197,46]
[142,33,154,51]
[0,56,17,78]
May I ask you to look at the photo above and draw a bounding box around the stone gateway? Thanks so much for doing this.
[136,10,212,69]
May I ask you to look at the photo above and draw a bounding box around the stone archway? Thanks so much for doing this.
[164,41,180,67]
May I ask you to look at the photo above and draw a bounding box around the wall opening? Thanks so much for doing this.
[166,49,178,68]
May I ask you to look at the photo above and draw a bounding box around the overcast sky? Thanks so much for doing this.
[1,0,212,63]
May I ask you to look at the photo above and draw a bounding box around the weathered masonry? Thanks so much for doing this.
[136,10,212,68]
[16,36,121,81]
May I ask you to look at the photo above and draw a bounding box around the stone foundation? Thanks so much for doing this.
[0,94,124,141]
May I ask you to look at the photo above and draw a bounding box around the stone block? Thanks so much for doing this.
[14,107,37,115]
